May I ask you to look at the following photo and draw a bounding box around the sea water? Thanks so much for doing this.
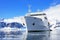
[0,29,60,40]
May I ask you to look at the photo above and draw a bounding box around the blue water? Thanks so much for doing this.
[0,30,60,40]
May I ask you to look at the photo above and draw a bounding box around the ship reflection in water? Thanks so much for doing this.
[0,31,27,40]
[1,30,60,40]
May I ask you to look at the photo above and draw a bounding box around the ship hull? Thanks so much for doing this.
[24,16,50,31]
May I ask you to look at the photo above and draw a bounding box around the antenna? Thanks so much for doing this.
[28,5,31,13]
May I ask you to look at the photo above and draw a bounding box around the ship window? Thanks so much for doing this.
[23,23,25,25]
[30,13,46,16]
[32,23,35,26]
[34,17,36,19]
[40,19,42,21]
[44,17,47,19]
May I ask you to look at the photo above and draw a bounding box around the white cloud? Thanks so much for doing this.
[4,16,21,23]
[42,4,60,24]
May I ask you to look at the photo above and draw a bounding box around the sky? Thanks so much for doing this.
[0,0,60,19]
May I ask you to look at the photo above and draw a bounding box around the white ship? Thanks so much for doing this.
[19,12,50,31]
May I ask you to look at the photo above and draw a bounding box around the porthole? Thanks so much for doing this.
[32,23,35,26]
[23,23,25,25]
[34,17,36,19]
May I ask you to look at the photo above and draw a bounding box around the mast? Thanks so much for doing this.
[28,5,31,13]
